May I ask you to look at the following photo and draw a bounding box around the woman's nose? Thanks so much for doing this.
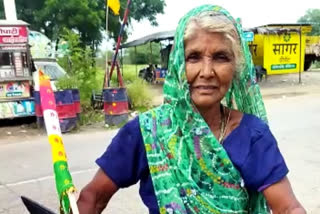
[200,57,214,77]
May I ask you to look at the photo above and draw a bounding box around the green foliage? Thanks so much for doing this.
[56,29,100,103]
[126,79,152,111]
[298,9,320,35]
[107,64,147,86]
[37,0,104,47]
[95,64,153,112]
[107,0,166,41]
[78,104,104,126]
[55,75,78,89]
[95,50,114,69]
[312,61,320,68]
[4,0,166,50]
[95,62,147,86]
[0,0,45,22]
[127,43,161,64]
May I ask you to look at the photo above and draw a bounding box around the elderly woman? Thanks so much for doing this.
[78,5,305,214]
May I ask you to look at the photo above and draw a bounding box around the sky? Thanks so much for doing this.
[103,0,319,49]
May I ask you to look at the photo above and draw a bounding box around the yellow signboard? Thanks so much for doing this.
[263,32,306,75]
[249,34,264,66]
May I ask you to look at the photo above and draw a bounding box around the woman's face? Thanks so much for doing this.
[185,29,236,109]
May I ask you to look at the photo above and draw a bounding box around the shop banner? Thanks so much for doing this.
[0,81,30,98]
[0,100,35,118]
[0,26,28,44]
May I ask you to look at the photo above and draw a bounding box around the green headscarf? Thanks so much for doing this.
[139,5,269,214]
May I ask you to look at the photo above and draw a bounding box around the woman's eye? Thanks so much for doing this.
[186,54,200,62]
[214,54,230,62]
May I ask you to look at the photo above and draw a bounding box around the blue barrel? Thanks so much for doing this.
[32,91,44,128]
[71,89,81,120]
[55,90,77,133]
[33,90,78,132]
[155,68,167,83]
[103,88,129,126]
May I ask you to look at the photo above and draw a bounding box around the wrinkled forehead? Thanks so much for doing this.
[184,31,234,53]
[169,5,242,67]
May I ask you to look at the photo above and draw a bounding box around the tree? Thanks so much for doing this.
[0,0,166,52]
[298,9,320,35]
[0,0,45,29]
[56,29,101,102]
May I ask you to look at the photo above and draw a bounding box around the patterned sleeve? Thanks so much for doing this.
[240,126,289,192]
[96,117,149,188]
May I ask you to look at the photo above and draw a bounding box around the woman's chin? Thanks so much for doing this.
[192,97,221,109]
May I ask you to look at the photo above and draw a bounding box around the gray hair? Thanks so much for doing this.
[184,11,244,72]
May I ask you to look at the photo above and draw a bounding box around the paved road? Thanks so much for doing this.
[0,93,320,213]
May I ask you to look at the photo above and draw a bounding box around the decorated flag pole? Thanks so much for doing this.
[105,0,132,87]
[104,0,121,88]
[104,6,110,88]
[103,2,110,89]
[39,70,79,214]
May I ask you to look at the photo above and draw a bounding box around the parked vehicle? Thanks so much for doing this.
[32,58,66,91]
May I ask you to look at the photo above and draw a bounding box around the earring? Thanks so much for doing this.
[211,69,215,74]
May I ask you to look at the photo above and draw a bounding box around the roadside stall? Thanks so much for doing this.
[120,30,175,83]
[305,35,320,70]
[248,24,312,75]
[0,20,35,119]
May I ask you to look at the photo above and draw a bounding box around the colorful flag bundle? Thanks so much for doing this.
[39,70,78,214]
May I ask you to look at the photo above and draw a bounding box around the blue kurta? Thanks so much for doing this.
[97,114,288,213]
